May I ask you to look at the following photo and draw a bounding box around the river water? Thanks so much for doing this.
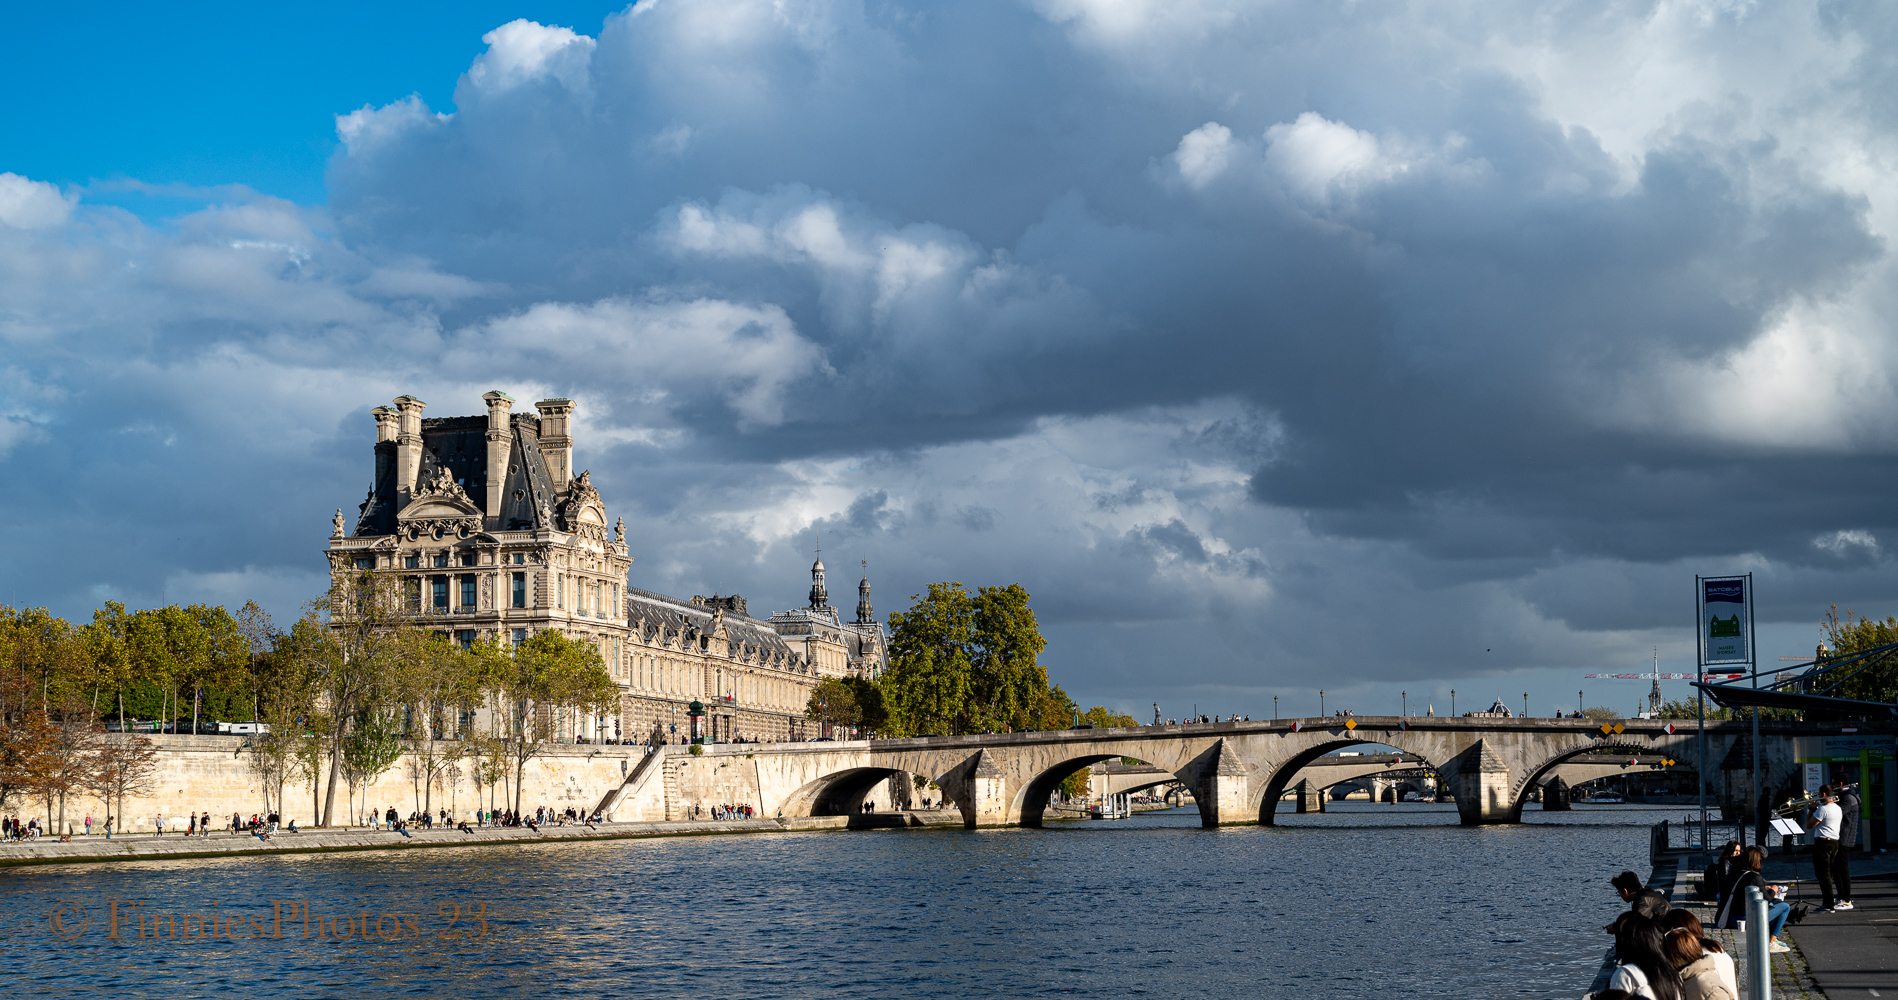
[0,802,1683,997]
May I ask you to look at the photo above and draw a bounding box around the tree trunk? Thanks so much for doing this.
[192,686,200,736]
[322,739,342,827]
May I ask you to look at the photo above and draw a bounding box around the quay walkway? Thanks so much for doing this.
[0,810,964,867]
[1663,840,1898,999]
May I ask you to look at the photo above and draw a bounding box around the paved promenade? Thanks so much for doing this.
[1777,856,1898,1000]
[0,812,961,866]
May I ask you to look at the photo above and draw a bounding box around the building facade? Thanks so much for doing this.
[324,392,886,743]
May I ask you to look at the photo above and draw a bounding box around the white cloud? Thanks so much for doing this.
[1263,112,1402,202]
[0,173,75,229]
[467,19,596,94]
[1172,122,1234,189]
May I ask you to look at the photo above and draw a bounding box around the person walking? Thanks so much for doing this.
[201,811,212,837]
[83,815,92,837]
[1807,786,1848,912]
[104,815,113,839]
[154,811,165,837]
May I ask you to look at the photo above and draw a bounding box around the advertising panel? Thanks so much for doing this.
[1701,576,1750,663]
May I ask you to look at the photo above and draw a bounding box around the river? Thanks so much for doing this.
[0,802,1682,997]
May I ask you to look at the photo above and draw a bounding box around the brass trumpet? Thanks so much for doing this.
[1774,782,1858,817]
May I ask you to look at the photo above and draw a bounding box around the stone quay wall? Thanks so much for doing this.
[15,735,641,835]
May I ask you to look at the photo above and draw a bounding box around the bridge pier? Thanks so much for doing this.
[1294,778,1324,813]
[939,749,1011,828]
[1190,740,1250,827]
[1448,739,1517,825]
[1542,775,1571,811]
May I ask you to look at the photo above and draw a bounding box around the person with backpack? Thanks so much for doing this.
[1713,845,1791,954]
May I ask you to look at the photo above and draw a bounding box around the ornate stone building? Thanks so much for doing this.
[325,392,886,743]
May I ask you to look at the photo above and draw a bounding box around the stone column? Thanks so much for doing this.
[1448,739,1516,825]
[1295,778,1325,813]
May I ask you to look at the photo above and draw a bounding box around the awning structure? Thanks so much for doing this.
[1692,641,1898,718]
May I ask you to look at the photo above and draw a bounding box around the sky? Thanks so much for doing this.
[4,0,1898,721]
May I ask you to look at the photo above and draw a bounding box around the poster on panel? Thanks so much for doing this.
[1701,576,1750,663]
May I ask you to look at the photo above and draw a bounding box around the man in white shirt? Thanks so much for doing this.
[1807,787,1849,911]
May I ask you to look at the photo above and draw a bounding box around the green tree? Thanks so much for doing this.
[843,676,886,735]
[1080,706,1139,729]
[493,630,617,816]
[806,678,860,735]
[881,582,1052,736]
[1820,605,1898,704]
[394,630,480,816]
[342,709,404,826]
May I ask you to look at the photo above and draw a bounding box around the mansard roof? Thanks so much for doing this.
[355,413,562,536]
[624,586,796,660]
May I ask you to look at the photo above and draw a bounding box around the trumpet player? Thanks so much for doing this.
[1805,785,1854,912]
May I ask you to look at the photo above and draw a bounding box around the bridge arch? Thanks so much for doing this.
[1257,738,1443,825]
[1510,741,1687,815]
[1014,753,1179,828]
[780,766,913,819]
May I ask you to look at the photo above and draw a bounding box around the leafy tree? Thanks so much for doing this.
[882,582,1053,735]
[1580,706,1622,721]
[843,676,886,735]
[342,709,404,826]
[1820,605,1898,705]
[1057,765,1092,800]
[88,734,158,830]
[1080,706,1139,729]
[394,630,480,815]
[1658,698,1730,721]
[492,630,616,816]
[806,678,860,735]
[303,573,410,826]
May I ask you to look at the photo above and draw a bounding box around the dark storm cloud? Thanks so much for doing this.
[4,0,1898,713]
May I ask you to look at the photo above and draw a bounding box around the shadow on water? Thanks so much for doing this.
[0,803,1678,998]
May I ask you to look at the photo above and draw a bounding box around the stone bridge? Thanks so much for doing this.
[600,716,1853,828]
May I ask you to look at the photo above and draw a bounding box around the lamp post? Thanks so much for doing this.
[1402,691,1407,717]
[1273,695,1278,720]
[1524,693,1529,719]
[1578,690,1584,716]
[1320,690,1325,716]
[1450,689,1456,716]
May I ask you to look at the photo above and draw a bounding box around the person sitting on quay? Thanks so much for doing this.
[1596,913,1685,1000]
[1662,926,1734,1000]
[1713,845,1791,954]
[1663,911,1736,999]
[458,819,475,834]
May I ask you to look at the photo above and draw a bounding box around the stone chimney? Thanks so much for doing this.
[393,395,427,505]
[372,406,397,443]
[371,406,398,516]
[483,391,514,522]
[535,398,574,488]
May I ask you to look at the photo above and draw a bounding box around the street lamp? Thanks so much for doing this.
[1273,695,1278,721]
[1523,693,1529,719]
[1450,689,1456,716]
[1402,691,1407,717]
[1578,690,1584,716]
[1319,690,1325,716]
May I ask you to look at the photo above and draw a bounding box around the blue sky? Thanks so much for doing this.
[3,0,1896,720]
[0,3,609,206]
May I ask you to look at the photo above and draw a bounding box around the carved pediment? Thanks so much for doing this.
[401,498,481,520]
